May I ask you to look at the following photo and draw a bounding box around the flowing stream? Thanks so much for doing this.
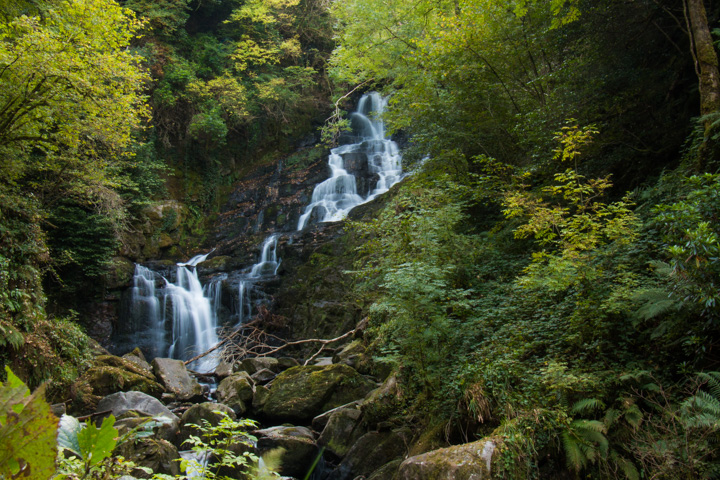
[119,92,402,371]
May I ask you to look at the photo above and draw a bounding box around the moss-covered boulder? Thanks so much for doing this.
[318,406,365,459]
[252,385,271,413]
[332,340,367,369]
[122,348,153,372]
[256,425,318,478]
[367,459,403,480]
[329,429,411,480]
[176,402,236,448]
[216,373,254,415]
[71,355,165,412]
[396,439,497,480]
[115,438,180,478]
[152,358,203,401]
[262,364,375,423]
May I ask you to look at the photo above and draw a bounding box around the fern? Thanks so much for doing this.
[571,398,605,415]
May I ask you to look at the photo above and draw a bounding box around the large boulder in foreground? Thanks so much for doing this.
[262,364,375,423]
[176,402,236,448]
[318,407,364,459]
[256,425,318,478]
[152,358,203,401]
[396,439,497,480]
[71,355,164,412]
[115,438,180,478]
[328,429,411,480]
[96,391,179,442]
[216,373,254,416]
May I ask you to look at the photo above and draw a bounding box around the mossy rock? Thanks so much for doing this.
[176,402,236,448]
[105,257,135,290]
[332,429,411,480]
[71,366,164,413]
[216,373,254,416]
[318,407,365,459]
[396,439,498,480]
[262,364,375,423]
[367,459,403,480]
[115,438,180,478]
[256,425,318,478]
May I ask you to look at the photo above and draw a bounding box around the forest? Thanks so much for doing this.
[2,0,720,478]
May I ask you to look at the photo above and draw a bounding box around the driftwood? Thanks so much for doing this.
[184,315,358,368]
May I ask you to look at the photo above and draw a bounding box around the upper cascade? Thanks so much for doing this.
[297,92,402,230]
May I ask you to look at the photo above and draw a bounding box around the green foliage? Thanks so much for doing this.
[0,367,58,480]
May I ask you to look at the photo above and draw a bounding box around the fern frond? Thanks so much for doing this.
[698,372,720,399]
[623,404,643,429]
[571,398,606,415]
[701,461,720,479]
[562,431,586,472]
[616,457,640,480]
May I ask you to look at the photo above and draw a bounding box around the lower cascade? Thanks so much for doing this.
[117,92,402,373]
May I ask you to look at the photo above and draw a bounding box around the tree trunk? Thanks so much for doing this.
[687,0,720,122]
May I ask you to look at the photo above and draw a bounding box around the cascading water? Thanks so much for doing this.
[297,92,402,230]
[121,92,401,373]
[165,252,220,372]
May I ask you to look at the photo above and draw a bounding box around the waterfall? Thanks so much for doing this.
[249,234,280,277]
[165,252,220,372]
[297,92,402,230]
[129,265,165,358]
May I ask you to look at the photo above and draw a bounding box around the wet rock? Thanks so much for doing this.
[152,358,203,401]
[115,438,180,478]
[251,368,276,384]
[310,357,333,366]
[328,428,411,480]
[177,402,236,448]
[106,257,135,290]
[318,406,365,459]
[396,439,497,480]
[256,425,318,478]
[262,364,375,423]
[362,373,403,427]
[237,357,281,375]
[216,373,254,415]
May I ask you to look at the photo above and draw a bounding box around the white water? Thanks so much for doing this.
[129,265,165,358]
[249,234,280,277]
[297,92,402,230]
[164,252,220,373]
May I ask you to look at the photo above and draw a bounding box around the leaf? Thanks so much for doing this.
[57,415,83,456]
[0,367,29,425]
[76,415,118,467]
[0,382,58,480]
[571,398,605,415]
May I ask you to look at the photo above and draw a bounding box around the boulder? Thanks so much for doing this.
[332,340,367,368]
[262,364,375,423]
[71,356,165,412]
[152,358,203,401]
[362,373,403,427]
[236,357,281,375]
[318,407,365,459]
[277,357,299,370]
[252,385,271,412]
[396,439,497,480]
[367,459,403,480]
[122,350,153,372]
[310,357,333,366]
[177,402,236,448]
[114,413,178,443]
[115,438,181,478]
[97,391,177,421]
[216,373,254,416]
[251,368,276,384]
[311,401,361,432]
[256,426,318,478]
[214,359,234,378]
[328,429,411,480]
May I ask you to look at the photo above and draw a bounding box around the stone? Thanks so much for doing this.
[152,358,203,401]
[328,429,411,480]
[252,385,271,412]
[237,357,281,375]
[318,407,365,459]
[176,402,236,448]
[255,426,318,479]
[97,391,177,421]
[277,357,300,370]
[362,374,403,427]
[123,354,152,372]
[214,359,234,378]
[216,373,254,416]
[115,438,180,478]
[262,364,376,423]
[251,368,276,384]
[396,439,497,480]
[332,340,367,368]
[311,356,333,366]
[311,401,361,432]
[106,257,136,290]
[367,459,403,480]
